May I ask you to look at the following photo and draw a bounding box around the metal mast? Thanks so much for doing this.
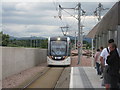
[75,32,77,49]
[58,3,85,64]
[94,3,109,21]
[77,3,81,64]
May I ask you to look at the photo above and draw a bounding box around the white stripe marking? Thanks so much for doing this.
[69,67,73,88]
[69,67,84,88]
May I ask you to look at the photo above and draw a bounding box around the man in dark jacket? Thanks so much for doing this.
[106,43,120,90]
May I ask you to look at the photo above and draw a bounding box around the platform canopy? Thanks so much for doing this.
[87,1,120,39]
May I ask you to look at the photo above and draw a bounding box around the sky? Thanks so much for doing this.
[1,0,117,38]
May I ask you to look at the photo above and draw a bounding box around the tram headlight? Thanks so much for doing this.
[63,56,67,59]
[49,56,53,59]
[57,37,61,41]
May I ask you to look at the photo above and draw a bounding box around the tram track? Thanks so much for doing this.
[22,67,65,89]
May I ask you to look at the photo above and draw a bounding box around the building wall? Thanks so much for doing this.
[1,47,47,80]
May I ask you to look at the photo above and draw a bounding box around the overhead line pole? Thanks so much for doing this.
[58,3,85,64]
[75,32,77,49]
[77,3,81,64]
[94,3,109,21]
[98,3,102,21]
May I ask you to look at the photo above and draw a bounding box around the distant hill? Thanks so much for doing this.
[9,35,92,43]
[67,35,92,43]
[83,36,92,43]
[9,36,47,40]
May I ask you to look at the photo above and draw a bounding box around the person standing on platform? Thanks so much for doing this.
[99,46,104,78]
[100,39,115,89]
[94,49,101,75]
[106,43,120,90]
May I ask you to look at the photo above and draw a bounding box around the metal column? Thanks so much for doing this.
[98,35,101,49]
[95,36,98,50]
[102,33,107,48]
[77,3,82,64]
[117,25,120,50]
[96,35,99,49]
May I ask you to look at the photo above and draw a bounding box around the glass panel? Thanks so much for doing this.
[50,41,67,56]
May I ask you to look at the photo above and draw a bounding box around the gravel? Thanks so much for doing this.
[2,63,47,88]
[71,56,92,67]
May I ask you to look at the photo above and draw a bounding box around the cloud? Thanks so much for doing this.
[2,2,116,37]
[2,0,118,2]
[3,24,62,37]
[15,2,33,11]
[25,25,59,33]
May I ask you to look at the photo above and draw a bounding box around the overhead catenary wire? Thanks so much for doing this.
[59,7,85,35]
[62,9,78,20]
[53,0,58,11]
[52,1,70,29]
[53,2,88,37]
[59,7,78,30]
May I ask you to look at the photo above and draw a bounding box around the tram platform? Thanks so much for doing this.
[69,67,105,89]
[70,50,105,89]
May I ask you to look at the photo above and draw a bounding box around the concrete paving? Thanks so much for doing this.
[70,67,105,89]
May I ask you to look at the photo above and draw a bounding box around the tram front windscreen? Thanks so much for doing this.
[50,41,67,56]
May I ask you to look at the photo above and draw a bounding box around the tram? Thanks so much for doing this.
[47,36,71,66]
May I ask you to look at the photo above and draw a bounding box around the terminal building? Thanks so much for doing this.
[87,1,120,50]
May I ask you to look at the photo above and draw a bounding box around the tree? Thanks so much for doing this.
[83,40,91,49]
[1,31,10,46]
[0,32,2,46]
[40,39,48,48]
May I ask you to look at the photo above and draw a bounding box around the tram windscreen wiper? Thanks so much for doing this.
[51,49,57,56]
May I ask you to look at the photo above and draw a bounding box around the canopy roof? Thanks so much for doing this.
[87,2,120,38]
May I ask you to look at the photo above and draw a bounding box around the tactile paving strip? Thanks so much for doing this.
[78,67,93,88]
